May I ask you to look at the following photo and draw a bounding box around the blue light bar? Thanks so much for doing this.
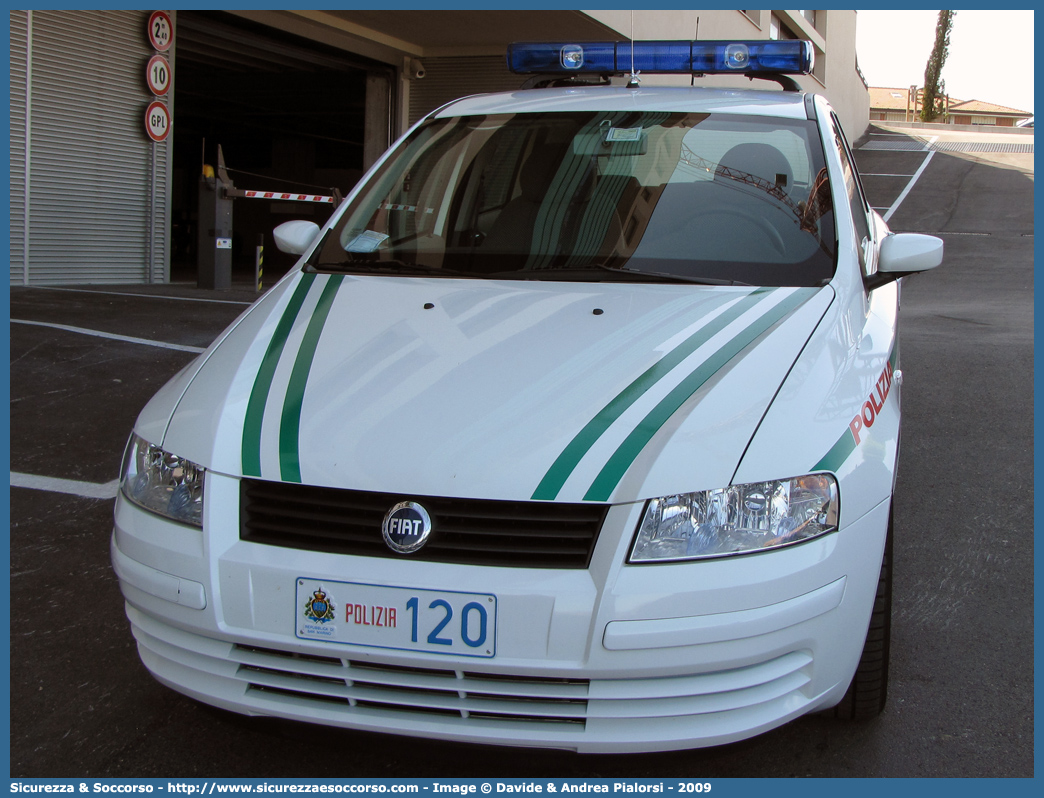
[507,40,813,76]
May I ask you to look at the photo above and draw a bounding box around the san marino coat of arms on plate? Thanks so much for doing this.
[304,588,335,623]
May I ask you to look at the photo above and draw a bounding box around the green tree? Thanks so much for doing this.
[921,10,955,122]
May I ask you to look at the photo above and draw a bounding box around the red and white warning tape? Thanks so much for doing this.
[243,190,334,203]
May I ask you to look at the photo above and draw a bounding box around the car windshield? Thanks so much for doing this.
[310,110,836,286]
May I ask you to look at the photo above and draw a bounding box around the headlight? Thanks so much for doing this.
[630,475,838,562]
[120,434,205,527]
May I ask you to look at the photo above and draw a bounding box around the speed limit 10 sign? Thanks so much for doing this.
[148,11,173,52]
[146,55,171,96]
[145,101,171,142]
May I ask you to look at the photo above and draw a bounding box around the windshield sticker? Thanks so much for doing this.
[606,127,642,142]
[345,230,390,253]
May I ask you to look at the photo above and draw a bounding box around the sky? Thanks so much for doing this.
[855,9,1034,113]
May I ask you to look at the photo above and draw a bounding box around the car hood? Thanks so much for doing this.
[162,273,832,504]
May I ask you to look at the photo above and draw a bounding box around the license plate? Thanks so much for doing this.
[295,577,497,658]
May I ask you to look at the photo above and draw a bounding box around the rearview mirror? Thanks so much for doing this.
[868,233,943,289]
[273,220,321,255]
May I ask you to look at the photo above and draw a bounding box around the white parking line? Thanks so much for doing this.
[30,285,254,306]
[883,136,938,222]
[11,319,206,353]
[11,471,120,500]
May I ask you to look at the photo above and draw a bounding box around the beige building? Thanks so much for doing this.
[10,9,869,286]
[869,86,1032,127]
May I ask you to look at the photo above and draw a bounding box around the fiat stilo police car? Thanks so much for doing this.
[112,40,942,752]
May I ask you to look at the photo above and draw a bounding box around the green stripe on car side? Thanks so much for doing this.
[279,275,344,483]
[813,347,899,474]
[241,274,316,477]
[811,429,856,474]
[583,287,817,502]
[531,288,776,501]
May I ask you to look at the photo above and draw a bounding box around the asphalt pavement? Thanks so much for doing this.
[6,124,1034,778]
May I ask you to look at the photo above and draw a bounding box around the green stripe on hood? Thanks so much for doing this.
[584,287,817,502]
[531,287,776,501]
[241,273,316,477]
[279,275,344,482]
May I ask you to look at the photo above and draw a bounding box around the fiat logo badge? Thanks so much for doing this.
[381,501,433,554]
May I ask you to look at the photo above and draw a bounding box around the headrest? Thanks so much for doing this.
[714,143,791,189]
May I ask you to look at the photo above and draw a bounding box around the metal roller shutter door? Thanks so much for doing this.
[10,10,28,284]
[408,56,523,126]
[22,9,170,285]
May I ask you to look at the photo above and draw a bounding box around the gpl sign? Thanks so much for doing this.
[145,101,170,142]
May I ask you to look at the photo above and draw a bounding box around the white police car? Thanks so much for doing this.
[112,40,942,752]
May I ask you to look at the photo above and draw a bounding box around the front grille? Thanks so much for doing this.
[240,479,608,569]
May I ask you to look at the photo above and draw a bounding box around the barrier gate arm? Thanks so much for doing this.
[216,144,344,206]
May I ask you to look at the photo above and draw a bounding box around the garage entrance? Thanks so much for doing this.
[171,11,394,285]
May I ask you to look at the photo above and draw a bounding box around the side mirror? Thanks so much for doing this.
[273,220,321,255]
[867,233,943,289]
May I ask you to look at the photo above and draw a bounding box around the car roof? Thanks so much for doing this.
[434,85,811,120]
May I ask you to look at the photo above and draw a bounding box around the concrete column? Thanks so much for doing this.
[364,72,391,170]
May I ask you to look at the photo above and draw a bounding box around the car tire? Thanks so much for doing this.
[833,503,892,720]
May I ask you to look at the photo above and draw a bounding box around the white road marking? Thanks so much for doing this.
[11,471,121,500]
[11,319,206,353]
[28,285,254,305]
[883,136,938,222]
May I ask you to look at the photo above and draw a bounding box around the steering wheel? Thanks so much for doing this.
[700,208,787,256]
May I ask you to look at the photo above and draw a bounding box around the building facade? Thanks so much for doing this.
[9,9,869,286]
[869,86,1032,127]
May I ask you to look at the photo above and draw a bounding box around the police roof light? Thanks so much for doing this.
[507,40,813,76]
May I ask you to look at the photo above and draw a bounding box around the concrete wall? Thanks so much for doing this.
[820,10,869,139]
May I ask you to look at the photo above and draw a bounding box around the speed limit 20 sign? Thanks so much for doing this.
[145,101,170,142]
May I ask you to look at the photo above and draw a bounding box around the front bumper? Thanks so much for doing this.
[111,473,890,753]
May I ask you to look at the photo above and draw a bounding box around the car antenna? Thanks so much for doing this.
[626,10,641,88]
[691,17,700,86]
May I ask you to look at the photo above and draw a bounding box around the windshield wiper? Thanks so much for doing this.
[311,259,473,278]
[590,262,752,286]
[313,259,751,286]
[484,263,750,286]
